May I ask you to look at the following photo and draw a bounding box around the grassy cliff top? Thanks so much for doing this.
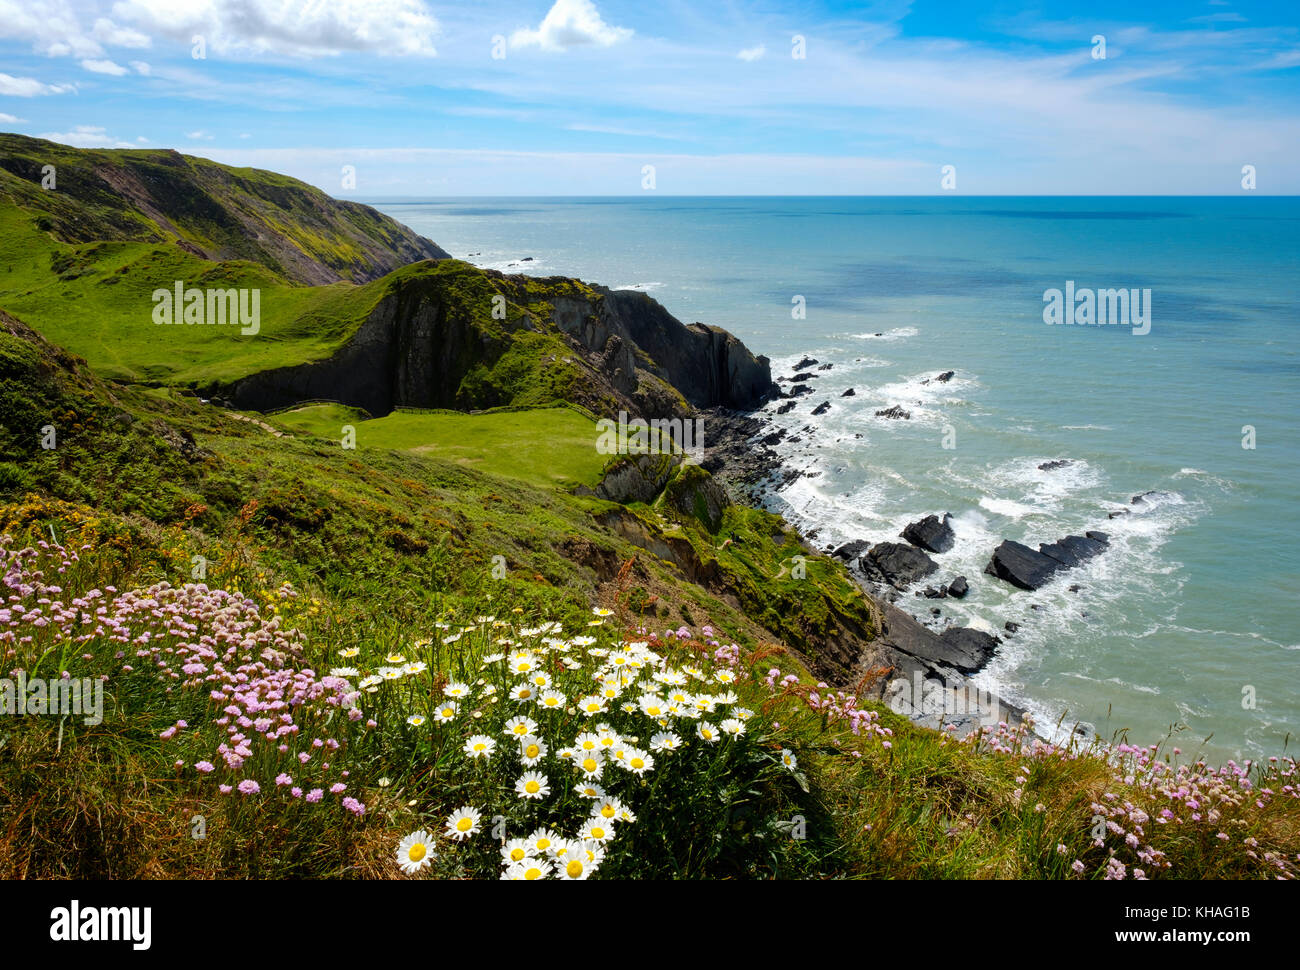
[0,132,448,286]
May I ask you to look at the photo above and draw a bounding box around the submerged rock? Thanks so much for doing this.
[812,401,831,416]
[875,405,912,420]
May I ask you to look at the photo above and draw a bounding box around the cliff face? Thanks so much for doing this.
[0,135,775,421]
[218,264,779,420]
[597,289,776,410]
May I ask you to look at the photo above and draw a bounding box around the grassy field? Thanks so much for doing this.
[273,402,610,488]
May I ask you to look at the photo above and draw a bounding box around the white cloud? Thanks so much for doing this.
[81,58,131,75]
[510,0,632,52]
[130,60,151,74]
[737,44,766,62]
[92,16,151,48]
[37,124,135,148]
[0,0,103,57]
[0,112,27,123]
[113,0,439,57]
[185,129,214,140]
[0,72,76,96]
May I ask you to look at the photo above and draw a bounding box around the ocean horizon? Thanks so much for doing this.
[372,194,1300,763]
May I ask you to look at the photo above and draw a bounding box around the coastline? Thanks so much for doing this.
[701,404,1033,737]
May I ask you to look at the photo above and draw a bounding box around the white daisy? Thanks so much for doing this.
[650,731,682,752]
[519,736,548,765]
[396,829,435,874]
[445,806,482,841]
[515,771,550,800]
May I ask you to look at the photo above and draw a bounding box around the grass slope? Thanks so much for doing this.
[273,402,609,489]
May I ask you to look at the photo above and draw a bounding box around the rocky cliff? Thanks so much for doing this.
[217,263,778,420]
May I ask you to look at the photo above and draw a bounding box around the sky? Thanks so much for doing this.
[1,0,1298,195]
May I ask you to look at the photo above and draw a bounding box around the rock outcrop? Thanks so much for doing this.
[901,513,956,554]
[860,541,939,590]
[984,532,1110,590]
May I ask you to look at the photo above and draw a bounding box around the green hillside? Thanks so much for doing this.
[1,138,1296,883]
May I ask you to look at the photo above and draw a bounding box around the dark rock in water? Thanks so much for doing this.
[812,401,831,416]
[1038,459,1073,471]
[776,401,796,414]
[1085,530,1109,544]
[935,627,1000,673]
[1069,584,1082,593]
[1038,534,1107,568]
[841,387,855,397]
[901,513,956,553]
[923,586,946,599]
[794,356,819,370]
[1108,509,1130,519]
[947,575,969,598]
[832,539,871,562]
[876,405,912,420]
[521,256,534,261]
[1131,490,1175,506]
[930,607,941,616]
[818,362,834,370]
[984,539,1062,590]
[862,541,939,590]
[921,370,956,386]
[790,384,814,397]
[761,430,785,446]
[1004,621,1019,633]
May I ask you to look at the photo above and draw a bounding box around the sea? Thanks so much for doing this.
[369,196,1300,764]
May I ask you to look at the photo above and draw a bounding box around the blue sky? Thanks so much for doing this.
[1,0,1298,194]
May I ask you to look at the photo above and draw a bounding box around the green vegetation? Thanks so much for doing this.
[2,139,1296,881]
[273,402,609,488]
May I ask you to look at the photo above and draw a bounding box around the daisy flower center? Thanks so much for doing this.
[408,843,426,862]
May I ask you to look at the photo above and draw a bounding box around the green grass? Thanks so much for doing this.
[273,402,610,488]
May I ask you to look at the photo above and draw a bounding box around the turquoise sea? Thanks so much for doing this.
[371,197,1300,762]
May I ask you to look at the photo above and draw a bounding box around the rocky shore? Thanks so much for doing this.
[698,404,1031,735]
[699,355,1142,741]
